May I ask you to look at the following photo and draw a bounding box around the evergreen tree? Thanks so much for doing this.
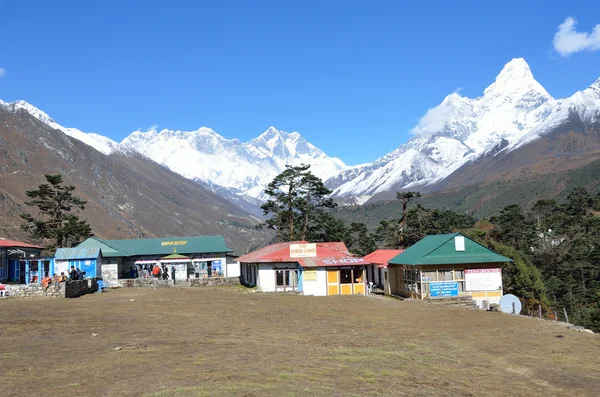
[20,174,92,251]
[260,164,339,242]
[346,222,376,256]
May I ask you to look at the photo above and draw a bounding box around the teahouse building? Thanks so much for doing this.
[363,249,403,293]
[54,248,103,278]
[238,241,370,296]
[386,233,511,308]
[0,238,44,283]
[76,236,233,286]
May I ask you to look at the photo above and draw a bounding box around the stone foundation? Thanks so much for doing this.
[189,277,240,287]
[4,282,66,298]
[117,278,174,288]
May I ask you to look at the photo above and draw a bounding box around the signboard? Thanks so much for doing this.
[465,268,502,292]
[321,258,369,265]
[290,243,317,258]
[303,270,317,281]
[212,260,223,276]
[454,236,465,251]
[161,240,188,246]
[429,281,459,297]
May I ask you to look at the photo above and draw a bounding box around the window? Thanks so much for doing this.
[354,269,364,283]
[275,269,298,291]
[439,270,453,281]
[340,269,352,284]
[422,271,436,282]
[454,270,465,279]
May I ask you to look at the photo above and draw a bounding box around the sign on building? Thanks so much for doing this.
[430,281,459,297]
[465,268,502,292]
[289,243,317,258]
[303,270,317,281]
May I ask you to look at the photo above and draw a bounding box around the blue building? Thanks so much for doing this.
[0,238,46,284]
[54,248,103,278]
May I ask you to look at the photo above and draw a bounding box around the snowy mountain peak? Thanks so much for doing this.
[495,58,533,81]
[0,99,119,155]
[484,58,551,100]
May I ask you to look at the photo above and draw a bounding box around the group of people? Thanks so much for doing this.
[39,268,79,290]
[126,263,177,283]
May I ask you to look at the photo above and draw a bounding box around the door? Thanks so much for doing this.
[327,270,339,295]
[340,269,353,295]
[353,268,365,295]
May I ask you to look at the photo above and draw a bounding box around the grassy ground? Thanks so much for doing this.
[1,287,599,397]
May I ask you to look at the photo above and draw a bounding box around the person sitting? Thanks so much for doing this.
[60,272,68,282]
[41,274,52,290]
[52,273,60,284]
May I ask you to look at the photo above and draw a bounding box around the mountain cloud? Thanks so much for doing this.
[553,17,600,56]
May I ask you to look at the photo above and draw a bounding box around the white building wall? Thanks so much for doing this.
[101,264,119,287]
[224,256,239,278]
[258,264,276,292]
[301,268,327,296]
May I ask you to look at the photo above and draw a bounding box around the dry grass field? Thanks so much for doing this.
[1,287,599,397]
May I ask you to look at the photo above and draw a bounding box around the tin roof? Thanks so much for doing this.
[76,236,232,257]
[55,247,102,260]
[0,238,43,249]
[237,241,369,268]
[388,233,512,266]
[364,250,404,266]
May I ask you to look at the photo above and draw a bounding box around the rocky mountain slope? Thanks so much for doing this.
[328,58,600,202]
[0,104,269,253]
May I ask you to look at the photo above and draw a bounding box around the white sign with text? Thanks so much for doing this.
[289,243,317,258]
[465,268,502,292]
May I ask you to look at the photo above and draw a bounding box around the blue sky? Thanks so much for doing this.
[1,1,599,165]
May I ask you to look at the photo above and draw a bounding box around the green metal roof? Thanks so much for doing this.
[388,233,512,266]
[76,236,231,257]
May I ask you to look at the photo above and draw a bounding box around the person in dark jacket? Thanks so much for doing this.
[76,268,83,280]
[171,266,176,285]
[69,266,78,281]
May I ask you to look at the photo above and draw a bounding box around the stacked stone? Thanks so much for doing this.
[117,278,174,288]
[5,282,66,298]
[189,277,240,287]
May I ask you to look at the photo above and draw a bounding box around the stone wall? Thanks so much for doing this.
[117,278,174,288]
[4,282,66,298]
[65,278,101,298]
[189,277,240,287]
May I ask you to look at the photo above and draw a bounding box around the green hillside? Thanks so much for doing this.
[336,157,600,227]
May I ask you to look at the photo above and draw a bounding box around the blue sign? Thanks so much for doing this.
[429,281,459,297]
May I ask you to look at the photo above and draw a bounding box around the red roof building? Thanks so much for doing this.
[0,238,43,249]
[0,238,44,282]
[363,249,404,291]
[364,249,404,268]
[238,241,369,296]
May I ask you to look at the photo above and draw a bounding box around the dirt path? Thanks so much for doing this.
[0,288,598,396]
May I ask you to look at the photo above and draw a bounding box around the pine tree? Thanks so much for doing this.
[20,174,92,251]
[260,164,339,242]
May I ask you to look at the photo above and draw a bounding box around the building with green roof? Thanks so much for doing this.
[384,233,512,308]
[76,236,235,286]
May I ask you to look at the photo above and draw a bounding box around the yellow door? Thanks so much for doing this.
[341,284,352,295]
[353,283,365,295]
[327,270,339,295]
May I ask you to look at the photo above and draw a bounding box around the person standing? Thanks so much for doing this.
[162,266,169,280]
[69,266,78,281]
[194,262,200,279]
[171,265,176,285]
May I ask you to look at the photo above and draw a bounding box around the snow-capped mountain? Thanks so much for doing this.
[0,99,119,155]
[328,58,600,199]
[120,126,347,200]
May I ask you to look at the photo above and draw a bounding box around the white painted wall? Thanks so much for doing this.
[101,264,118,287]
[258,264,276,292]
[226,256,240,278]
[301,268,327,296]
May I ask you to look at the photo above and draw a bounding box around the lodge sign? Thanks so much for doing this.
[289,243,317,258]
